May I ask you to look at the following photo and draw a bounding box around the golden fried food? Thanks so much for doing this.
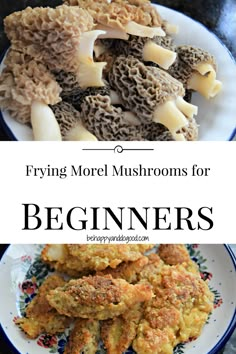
[47,274,153,320]
[101,304,142,354]
[133,262,214,354]
[97,255,149,283]
[64,318,100,354]
[158,244,191,265]
[157,244,200,275]
[15,275,71,339]
[41,244,154,276]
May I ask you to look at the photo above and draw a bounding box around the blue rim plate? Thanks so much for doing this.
[0,4,236,141]
[0,244,235,354]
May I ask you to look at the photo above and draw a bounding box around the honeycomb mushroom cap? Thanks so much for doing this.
[64,0,162,30]
[81,94,144,140]
[50,101,81,138]
[109,55,184,123]
[0,49,61,124]
[177,45,216,71]
[4,5,94,73]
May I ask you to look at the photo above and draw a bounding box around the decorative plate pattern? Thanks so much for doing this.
[0,5,236,141]
[0,244,235,354]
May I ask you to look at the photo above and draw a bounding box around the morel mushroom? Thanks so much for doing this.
[102,34,176,70]
[169,45,222,99]
[4,5,106,88]
[53,70,111,111]
[0,49,62,124]
[64,0,165,39]
[51,101,97,141]
[109,56,198,140]
[80,94,145,141]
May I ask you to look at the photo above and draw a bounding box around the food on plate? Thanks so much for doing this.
[80,94,145,140]
[134,262,214,354]
[47,274,153,319]
[64,318,100,354]
[14,275,71,338]
[15,244,214,353]
[168,45,222,99]
[50,101,97,141]
[97,255,149,283]
[109,55,198,140]
[0,0,222,140]
[101,303,142,354]
[41,243,154,276]
[101,34,176,70]
[64,0,165,38]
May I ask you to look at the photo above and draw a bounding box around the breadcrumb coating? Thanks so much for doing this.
[97,256,149,283]
[47,274,153,319]
[64,319,100,354]
[133,257,214,354]
[15,275,71,339]
[101,303,142,354]
[4,5,94,73]
[41,244,154,276]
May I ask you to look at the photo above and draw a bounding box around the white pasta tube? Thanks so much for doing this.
[143,41,177,70]
[125,21,165,38]
[31,101,62,141]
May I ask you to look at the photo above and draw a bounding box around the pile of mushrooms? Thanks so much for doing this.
[0,0,222,141]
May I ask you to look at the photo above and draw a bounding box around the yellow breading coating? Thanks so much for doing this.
[101,303,142,354]
[64,318,100,354]
[134,259,214,354]
[64,0,162,30]
[97,256,149,283]
[47,274,153,320]
[158,244,192,265]
[4,5,94,73]
[41,244,154,276]
[15,275,71,339]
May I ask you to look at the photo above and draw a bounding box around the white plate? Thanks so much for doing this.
[0,244,235,354]
[0,4,236,141]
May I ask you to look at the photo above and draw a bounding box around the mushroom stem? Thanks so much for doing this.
[31,101,62,141]
[93,43,107,58]
[96,24,129,40]
[143,41,177,70]
[187,71,222,99]
[164,22,179,35]
[125,21,165,38]
[77,30,106,64]
[195,63,215,75]
[64,122,97,141]
[175,96,198,118]
[110,90,123,105]
[123,111,141,126]
[153,100,189,141]
[78,62,107,88]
